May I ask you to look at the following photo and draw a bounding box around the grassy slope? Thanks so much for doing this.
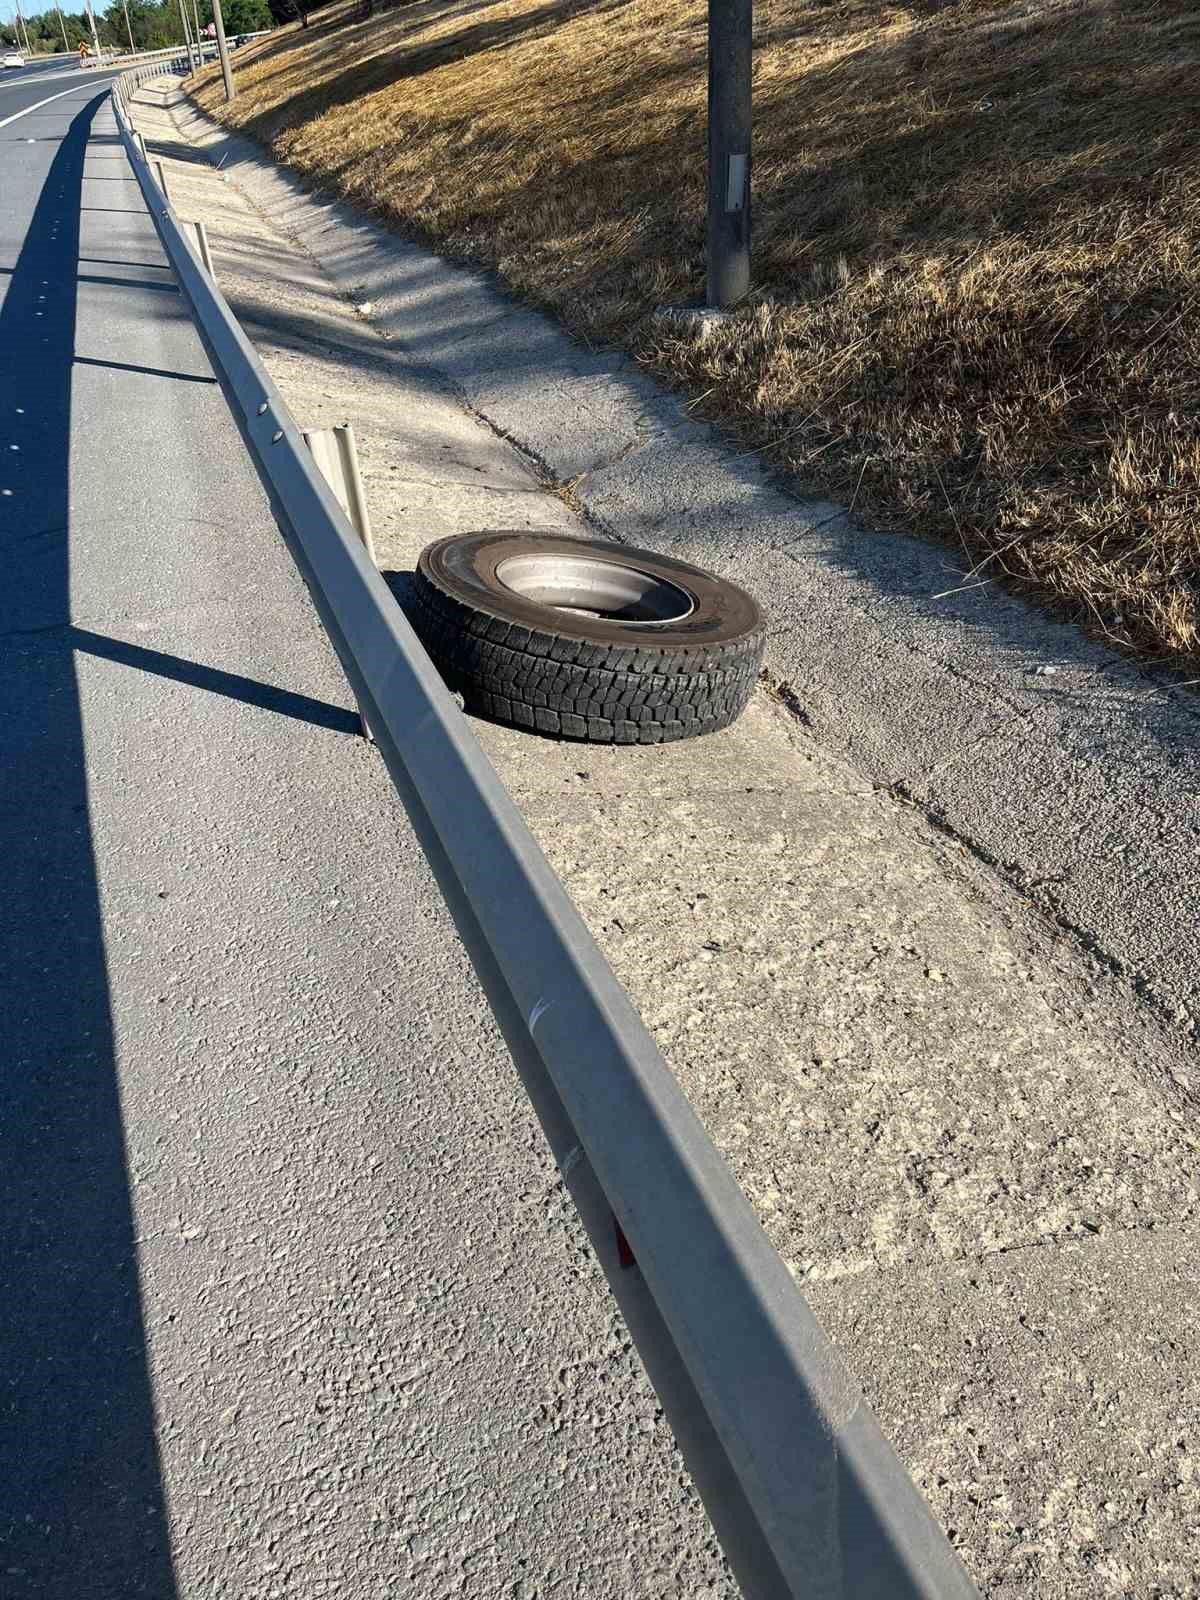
[195,0,1200,667]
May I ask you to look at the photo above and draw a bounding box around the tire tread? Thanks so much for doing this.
[410,557,764,744]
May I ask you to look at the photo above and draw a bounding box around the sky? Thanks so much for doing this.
[0,2,85,26]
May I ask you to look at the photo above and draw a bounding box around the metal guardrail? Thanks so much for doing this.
[106,46,188,66]
[106,42,221,74]
[110,69,981,1600]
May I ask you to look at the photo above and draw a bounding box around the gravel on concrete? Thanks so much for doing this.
[131,81,1200,1598]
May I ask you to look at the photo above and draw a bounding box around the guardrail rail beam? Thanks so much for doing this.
[111,68,981,1600]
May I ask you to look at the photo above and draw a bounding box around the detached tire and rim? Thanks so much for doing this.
[410,531,765,744]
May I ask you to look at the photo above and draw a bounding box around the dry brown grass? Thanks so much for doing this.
[194,0,1200,666]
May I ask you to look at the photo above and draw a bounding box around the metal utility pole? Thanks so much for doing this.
[211,0,234,102]
[54,1,70,50]
[83,0,102,60]
[14,0,33,55]
[706,0,752,307]
[120,0,134,53]
[177,0,198,71]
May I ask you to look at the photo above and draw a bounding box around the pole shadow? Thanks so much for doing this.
[69,626,362,733]
[0,96,179,1598]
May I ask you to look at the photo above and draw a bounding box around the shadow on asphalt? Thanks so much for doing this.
[73,353,216,384]
[70,627,363,734]
[0,96,179,1599]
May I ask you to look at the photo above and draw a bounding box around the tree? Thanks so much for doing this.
[222,0,270,32]
[189,0,271,35]
[267,0,311,28]
[6,0,254,52]
[101,0,182,48]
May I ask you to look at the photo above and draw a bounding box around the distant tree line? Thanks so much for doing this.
[0,0,274,52]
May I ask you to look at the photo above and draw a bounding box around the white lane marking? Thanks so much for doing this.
[3,72,89,92]
[2,66,94,90]
[0,79,104,132]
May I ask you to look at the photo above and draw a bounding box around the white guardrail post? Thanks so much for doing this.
[191,219,215,276]
[112,69,981,1600]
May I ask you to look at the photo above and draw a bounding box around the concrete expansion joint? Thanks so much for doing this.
[881,777,1195,1039]
[970,1208,1199,1262]
[760,671,814,727]
[458,398,582,502]
[395,476,562,497]
[532,781,795,807]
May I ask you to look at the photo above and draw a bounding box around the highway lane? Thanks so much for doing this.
[0,75,187,1599]
[2,54,83,79]
[0,59,115,123]
[0,73,731,1600]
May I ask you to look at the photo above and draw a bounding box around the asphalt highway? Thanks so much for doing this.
[0,71,732,1600]
[0,56,111,117]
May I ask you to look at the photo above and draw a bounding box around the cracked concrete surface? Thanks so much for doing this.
[130,82,1200,1597]
[162,103,1200,1038]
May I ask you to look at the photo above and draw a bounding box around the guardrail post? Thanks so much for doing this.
[302,425,375,565]
[303,425,377,741]
[191,220,215,276]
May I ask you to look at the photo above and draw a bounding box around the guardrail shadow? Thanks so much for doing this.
[0,95,179,1599]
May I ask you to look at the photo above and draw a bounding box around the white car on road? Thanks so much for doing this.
[3,51,27,68]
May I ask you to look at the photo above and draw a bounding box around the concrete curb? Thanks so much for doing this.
[164,84,1197,1036]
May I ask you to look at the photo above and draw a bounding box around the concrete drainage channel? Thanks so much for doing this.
[111,65,980,1600]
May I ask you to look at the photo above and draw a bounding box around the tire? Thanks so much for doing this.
[409,532,766,745]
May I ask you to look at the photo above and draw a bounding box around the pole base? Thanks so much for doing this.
[650,305,742,343]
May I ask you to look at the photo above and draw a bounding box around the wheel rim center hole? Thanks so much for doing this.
[495,554,693,625]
